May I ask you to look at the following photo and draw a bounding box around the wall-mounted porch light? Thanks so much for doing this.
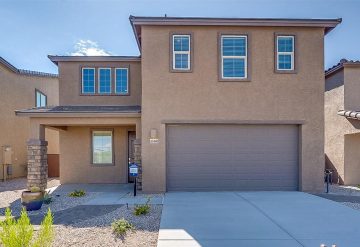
[149,128,159,144]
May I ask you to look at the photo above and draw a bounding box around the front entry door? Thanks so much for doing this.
[128,131,136,183]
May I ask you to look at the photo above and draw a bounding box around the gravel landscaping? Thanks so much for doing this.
[54,205,162,247]
[0,178,163,247]
[317,183,360,211]
[0,178,98,217]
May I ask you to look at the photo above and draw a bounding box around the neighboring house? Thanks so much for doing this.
[0,57,59,180]
[325,59,360,185]
[16,16,341,192]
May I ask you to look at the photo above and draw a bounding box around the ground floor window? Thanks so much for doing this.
[92,130,113,164]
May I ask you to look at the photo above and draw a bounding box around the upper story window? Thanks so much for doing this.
[82,68,95,94]
[220,35,248,80]
[115,68,129,95]
[98,68,112,94]
[172,34,191,71]
[35,90,47,107]
[276,35,295,71]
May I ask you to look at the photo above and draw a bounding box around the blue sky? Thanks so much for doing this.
[0,0,359,74]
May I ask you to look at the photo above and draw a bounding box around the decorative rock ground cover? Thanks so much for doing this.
[0,178,162,247]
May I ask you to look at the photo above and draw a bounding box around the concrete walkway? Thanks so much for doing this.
[158,192,360,247]
[49,183,164,205]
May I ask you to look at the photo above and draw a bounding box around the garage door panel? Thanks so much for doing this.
[167,125,299,191]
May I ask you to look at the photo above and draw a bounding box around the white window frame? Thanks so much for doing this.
[81,67,95,94]
[221,35,248,79]
[35,89,47,107]
[98,68,112,94]
[92,130,114,165]
[276,35,295,71]
[115,68,129,95]
[172,34,191,71]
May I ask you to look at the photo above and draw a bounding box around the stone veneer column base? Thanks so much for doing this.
[134,139,142,190]
[27,139,48,191]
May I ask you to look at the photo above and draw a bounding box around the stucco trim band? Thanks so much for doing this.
[161,120,306,125]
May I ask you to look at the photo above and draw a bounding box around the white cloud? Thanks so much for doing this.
[69,39,112,56]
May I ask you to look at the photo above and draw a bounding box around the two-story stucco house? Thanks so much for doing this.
[16,16,341,192]
[0,57,59,180]
[325,59,360,185]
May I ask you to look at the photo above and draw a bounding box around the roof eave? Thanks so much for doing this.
[325,62,360,77]
[48,55,142,66]
[129,16,342,49]
[129,15,142,51]
[0,56,58,78]
[15,111,141,118]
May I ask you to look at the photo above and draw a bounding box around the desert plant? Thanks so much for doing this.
[43,192,53,205]
[68,189,86,197]
[32,209,54,247]
[29,186,41,193]
[133,196,151,216]
[111,218,134,236]
[0,208,54,247]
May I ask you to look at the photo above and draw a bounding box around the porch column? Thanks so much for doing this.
[134,139,142,190]
[27,123,48,191]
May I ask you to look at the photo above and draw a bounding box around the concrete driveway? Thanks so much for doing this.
[158,192,360,247]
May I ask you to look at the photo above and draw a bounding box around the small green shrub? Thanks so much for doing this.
[68,189,86,197]
[111,218,134,236]
[0,208,54,247]
[133,196,151,216]
[43,192,53,205]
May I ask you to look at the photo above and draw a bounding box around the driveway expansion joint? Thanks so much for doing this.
[234,193,305,247]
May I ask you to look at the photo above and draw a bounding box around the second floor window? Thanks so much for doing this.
[98,68,112,94]
[221,35,248,79]
[35,90,47,107]
[115,68,129,94]
[82,68,95,94]
[172,35,191,70]
[276,35,295,71]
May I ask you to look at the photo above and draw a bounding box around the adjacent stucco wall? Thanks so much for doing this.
[141,25,326,192]
[344,66,360,111]
[325,66,360,185]
[344,133,360,185]
[59,125,135,184]
[57,61,141,106]
[325,70,345,183]
[0,64,59,179]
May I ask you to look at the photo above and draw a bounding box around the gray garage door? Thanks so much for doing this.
[167,124,299,191]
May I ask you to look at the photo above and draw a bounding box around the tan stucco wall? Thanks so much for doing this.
[344,133,360,185]
[0,64,59,179]
[325,71,345,183]
[59,126,135,184]
[141,25,326,192]
[27,116,140,183]
[57,61,141,106]
[325,67,360,185]
[344,66,360,110]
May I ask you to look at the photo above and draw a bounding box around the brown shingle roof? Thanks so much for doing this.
[325,59,360,77]
[0,56,58,78]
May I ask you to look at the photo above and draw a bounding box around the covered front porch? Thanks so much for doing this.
[16,105,142,191]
